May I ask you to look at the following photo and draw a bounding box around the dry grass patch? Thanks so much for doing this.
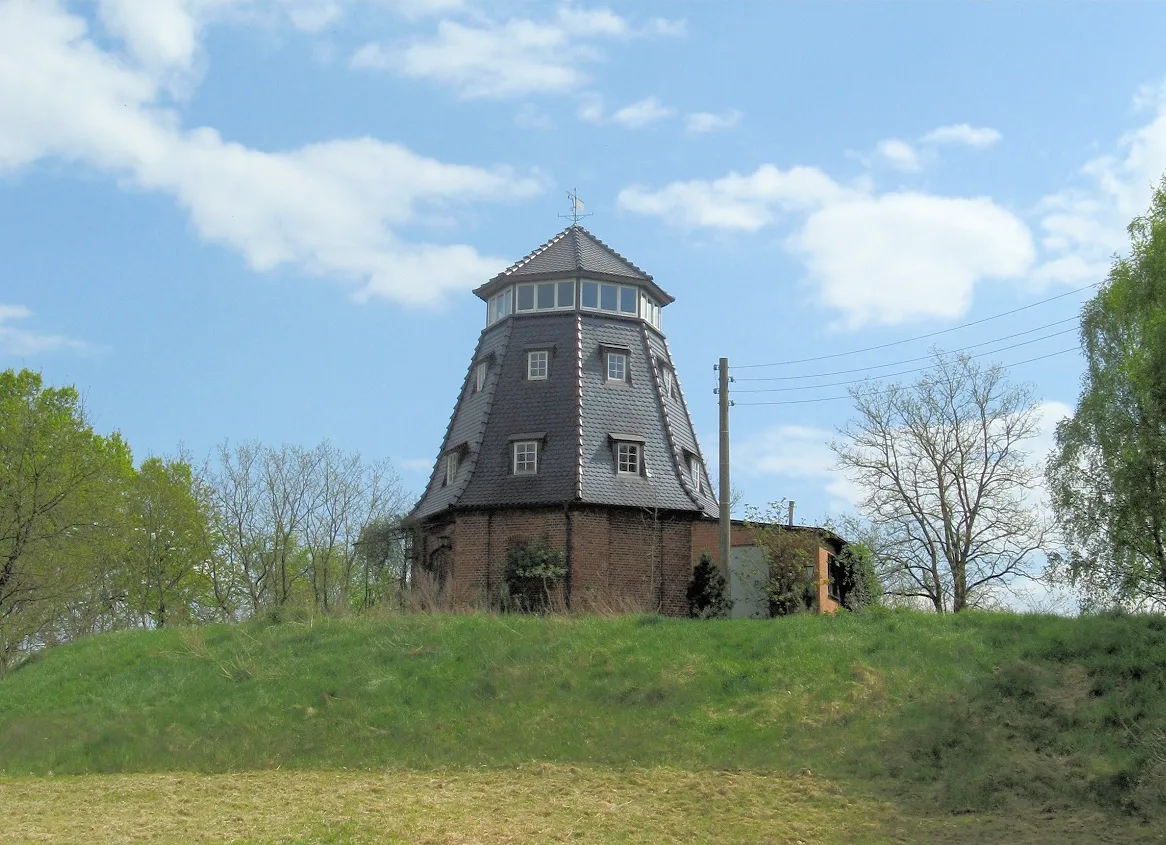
[2,766,902,845]
[4,767,1161,845]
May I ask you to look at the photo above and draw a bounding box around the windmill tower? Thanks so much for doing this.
[404,221,719,613]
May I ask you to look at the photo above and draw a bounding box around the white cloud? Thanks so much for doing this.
[920,123,1002,148]
[620,158,1035,326]
[0,0,544,306]
[645,17,687,37]
[577,93,606,124]
[874,138,921,172]
[0,305,89,356]
[1034,84,1166,286]
[398,457,433,472]
[610,96,673,129]
[685,109,742,134]
[734,424,860,513]
[792,193,1035,325]
[578,94,675,129]
[353,7,684,99]
[618,164,853,232]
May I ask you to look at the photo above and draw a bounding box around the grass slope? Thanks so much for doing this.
[2,611,1165,841]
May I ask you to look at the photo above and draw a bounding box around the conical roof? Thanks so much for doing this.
[474,225,673,304]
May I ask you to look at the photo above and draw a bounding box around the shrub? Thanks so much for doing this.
[837,542,882,611]
[505,538,566,613]
[687,552,730,618]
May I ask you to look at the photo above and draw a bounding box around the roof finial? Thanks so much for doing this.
[558,189,592,227]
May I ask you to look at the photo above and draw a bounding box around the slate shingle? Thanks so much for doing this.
[408,229,714,523]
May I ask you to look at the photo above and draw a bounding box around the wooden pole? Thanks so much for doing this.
[718,357,731,573]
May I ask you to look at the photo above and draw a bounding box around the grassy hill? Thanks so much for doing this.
[2,610,1166,843]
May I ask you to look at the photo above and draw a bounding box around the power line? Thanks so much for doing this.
[733,346,1083,406]
[734,316,1080,382]
[734,328,1078,393]
[733,282,1098,370]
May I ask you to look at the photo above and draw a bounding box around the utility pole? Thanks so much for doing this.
[717,358,731,574]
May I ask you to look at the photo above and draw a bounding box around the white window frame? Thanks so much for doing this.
[641,292,661,329]
[513,441,539,475]
[616,442,640,475]
[528,350,549,380]
[515,280,575,314]
[583,281,641,316]
[475,360,488,393]
[606,351,627,383]
[487,287,513,326]
[445,451,459,486]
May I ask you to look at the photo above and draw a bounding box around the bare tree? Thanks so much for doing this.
[204,440,409,618]
[302,444,407,613]
[206,442,269,617]
[832,352,1049,612]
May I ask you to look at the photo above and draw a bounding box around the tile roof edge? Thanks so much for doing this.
[641,322,705,512]
[659,331,719,518]
[451,320,512,506]
[574,311,585,501]
[575,224,653,280]
[497,227,571,278]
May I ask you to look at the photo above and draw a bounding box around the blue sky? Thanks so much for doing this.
[3,0,1166,545]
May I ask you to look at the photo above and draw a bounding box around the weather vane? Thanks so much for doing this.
[558,189,592,226]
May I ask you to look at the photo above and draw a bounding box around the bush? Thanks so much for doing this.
[837,542,881,611]
[687,552,730,618]
[766,550,816,616]
[504,538,566,613]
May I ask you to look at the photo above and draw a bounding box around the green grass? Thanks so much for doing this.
[2,610,1166,839]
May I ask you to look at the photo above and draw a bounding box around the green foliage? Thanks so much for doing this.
[746,501,816,616]
[836,542,882,611]
[1048,178,1166,609]
[686,552,730,618]
[351,517,406,612]
[122,456,217,628]
[0,368,133,670]
[504,538,566,612]
[2,612,1165,825]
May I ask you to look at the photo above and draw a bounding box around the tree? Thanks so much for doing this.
[746,501,817,616]
[123,456,216,628]
[1047,179,1166,608]
[0,369,132,668]
[686,551,730,618]
[833,352,1048,613]
[203,440,409,619]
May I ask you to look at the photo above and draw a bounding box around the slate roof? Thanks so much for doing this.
[457,314,580,509]
[473,225,674,305]
[407,228,713,523]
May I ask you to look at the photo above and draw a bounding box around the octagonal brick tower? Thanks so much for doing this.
[405,225,719,614]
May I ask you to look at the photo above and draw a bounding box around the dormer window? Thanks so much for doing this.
[659,363,677,398]
[474,360,489,393]
[513,441,539,475]
[617,442,640,475]
[609,433,646,477]
[688,454,705,493]
[606,352,627,382]
[444,450,459,486]
[528,350,549,380]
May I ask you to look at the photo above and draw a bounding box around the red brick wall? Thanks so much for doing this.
[692,518,843,615]
[420,506,698,614]
[417,509,840,616]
